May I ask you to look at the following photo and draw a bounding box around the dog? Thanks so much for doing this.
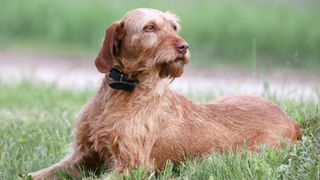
[29,8,301,179]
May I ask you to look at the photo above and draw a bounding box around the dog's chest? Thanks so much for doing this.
[91,93,164,150]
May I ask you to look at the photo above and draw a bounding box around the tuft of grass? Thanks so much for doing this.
[0,0,320,70]
[0,80,319,179]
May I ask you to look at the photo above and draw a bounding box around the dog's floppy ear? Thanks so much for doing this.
[95,22,125,73]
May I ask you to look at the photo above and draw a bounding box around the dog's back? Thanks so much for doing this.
[148,93,301,168]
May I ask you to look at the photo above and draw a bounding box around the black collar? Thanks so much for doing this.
[107,68,139,92]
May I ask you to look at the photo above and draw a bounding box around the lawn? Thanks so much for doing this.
[0,80,319,179]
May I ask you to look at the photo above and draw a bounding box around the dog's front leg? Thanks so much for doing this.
[29,99,106,179]
[28,154,80,180]
[113,154,155,172]
[111,137,156,172]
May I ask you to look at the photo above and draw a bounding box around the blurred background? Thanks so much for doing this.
[0,0,319,97]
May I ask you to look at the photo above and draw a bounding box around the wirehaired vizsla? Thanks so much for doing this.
[29,8,301,179]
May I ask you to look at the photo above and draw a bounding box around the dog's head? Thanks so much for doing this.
[95,8,190,80]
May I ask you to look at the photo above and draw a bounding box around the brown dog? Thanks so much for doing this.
[29,8,301,179]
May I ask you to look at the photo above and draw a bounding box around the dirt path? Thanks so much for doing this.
[1,49,319,100]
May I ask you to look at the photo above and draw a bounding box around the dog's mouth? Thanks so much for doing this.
[174,57,185,63]
[158,56,189,79]
[173,55,188,65]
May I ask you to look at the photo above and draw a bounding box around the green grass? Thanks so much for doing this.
[1,0,320,70]
[0,80,319,179]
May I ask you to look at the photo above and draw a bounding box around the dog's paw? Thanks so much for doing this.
[18,173,33,180]
[27,171,49,180]
[26,172,40,180]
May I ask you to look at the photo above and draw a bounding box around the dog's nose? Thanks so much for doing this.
[176,40,189,54]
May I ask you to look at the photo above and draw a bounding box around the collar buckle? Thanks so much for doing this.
[108,68,139,92]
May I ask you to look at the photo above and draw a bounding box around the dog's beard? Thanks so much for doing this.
[158,60,185,79]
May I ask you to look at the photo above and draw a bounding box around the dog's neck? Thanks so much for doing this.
[106,65,166,93]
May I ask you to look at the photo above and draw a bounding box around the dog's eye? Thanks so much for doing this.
[173,25,177,31]
[143,24,156,32]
